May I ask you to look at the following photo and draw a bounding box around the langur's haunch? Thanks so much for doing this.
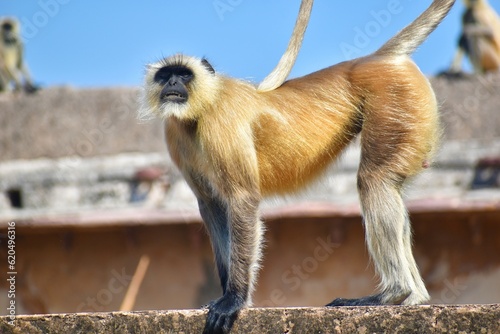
[140,0,456,333]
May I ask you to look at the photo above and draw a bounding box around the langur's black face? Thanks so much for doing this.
[154,65,194,104]
[1,21,17,44]
[2,22,13,31]
[140,56,218,121]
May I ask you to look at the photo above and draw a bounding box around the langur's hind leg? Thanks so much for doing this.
[328,167,429,306]
[328,95,433,306]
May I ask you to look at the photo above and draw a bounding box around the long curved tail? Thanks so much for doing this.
[376,0,455,56]
[257,0,314,92]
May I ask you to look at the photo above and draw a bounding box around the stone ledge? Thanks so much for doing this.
[1,305,499,333]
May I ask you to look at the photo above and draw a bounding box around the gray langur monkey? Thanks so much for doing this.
[140,0,455,333]
[0,17,38,93]
[449,0,500,73]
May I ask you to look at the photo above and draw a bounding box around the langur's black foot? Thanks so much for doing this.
[436,70,467,79]
[326,294,383,306]
[24,83,40,94]
[203,293,245,334]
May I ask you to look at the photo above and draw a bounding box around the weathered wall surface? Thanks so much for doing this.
[0,86,165,162]
[434,73,500,141]
[1,305,499,334]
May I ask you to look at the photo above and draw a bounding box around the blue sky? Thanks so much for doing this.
[3,0,497,88]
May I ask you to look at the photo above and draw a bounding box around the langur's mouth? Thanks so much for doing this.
[161,90,187,103]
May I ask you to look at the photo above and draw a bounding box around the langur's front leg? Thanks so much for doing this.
[20,63,39,93]
[198,196,231,297]
[200,192,264,334]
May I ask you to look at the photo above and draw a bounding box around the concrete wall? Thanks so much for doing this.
[0,87,164,162]
[2,305,500,334]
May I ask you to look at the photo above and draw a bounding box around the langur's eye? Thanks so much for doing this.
[177,69,194,80]
[154,66,193,84]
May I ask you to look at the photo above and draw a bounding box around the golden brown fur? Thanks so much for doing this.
[147,57,440,199]
[140,1,455,333]
[450,0,500,73]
